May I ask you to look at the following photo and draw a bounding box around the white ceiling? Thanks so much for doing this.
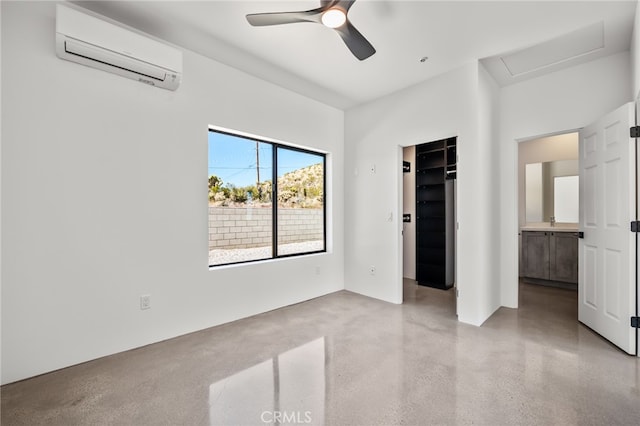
[74,1,637,109]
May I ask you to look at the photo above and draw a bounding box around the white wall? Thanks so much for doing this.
[1,2,344,384]
[499,51,632,309]
[0,0,3,385]
[477,63,502,322]
[344,63,502,326]
[632,0,640,99]
[402,146,415,280]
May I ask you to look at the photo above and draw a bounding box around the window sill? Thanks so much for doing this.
[208,251,328,271]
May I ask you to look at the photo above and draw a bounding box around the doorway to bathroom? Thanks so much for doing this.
[518,131,580,292]
[518,131,580,323]
[515,101,638,356]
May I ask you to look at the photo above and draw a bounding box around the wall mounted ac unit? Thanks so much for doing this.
[56,4,182,90]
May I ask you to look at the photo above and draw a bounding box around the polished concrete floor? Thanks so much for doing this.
[2,280,639,425]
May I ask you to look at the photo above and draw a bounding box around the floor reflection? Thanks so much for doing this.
[209,337,326,425]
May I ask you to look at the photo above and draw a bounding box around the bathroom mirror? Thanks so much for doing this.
[525,159,579,223]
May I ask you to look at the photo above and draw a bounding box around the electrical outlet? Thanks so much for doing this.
[369,265,376,275]
[140,294,151,310]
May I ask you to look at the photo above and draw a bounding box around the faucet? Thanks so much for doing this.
[550,216,556,227]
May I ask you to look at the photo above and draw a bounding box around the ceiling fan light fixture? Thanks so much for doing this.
[321,8,346,28]
[246,0,375,61]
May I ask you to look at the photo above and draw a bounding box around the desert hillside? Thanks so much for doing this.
[209,163,323,208]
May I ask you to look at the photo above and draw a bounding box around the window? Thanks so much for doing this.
[208,129,326,267]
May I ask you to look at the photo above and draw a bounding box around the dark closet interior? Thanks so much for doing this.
[415,137,457,289]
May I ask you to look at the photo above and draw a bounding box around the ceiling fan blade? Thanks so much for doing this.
[246,9,323,27]
[335,21,376,60]
[336,0,357,13]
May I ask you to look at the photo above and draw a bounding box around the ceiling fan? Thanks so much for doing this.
[246,0,376,61]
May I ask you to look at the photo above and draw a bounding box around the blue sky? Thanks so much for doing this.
[208,131,322,187]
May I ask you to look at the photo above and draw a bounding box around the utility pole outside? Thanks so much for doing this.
[256,141,260,185]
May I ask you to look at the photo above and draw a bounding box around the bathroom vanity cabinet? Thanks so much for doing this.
[522,230,578,287]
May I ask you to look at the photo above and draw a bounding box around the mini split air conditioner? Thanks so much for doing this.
[56,4,182,90]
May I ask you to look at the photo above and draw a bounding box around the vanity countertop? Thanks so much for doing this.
[520,223,579,233]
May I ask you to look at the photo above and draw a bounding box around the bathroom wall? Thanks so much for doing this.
[518,133,579,227]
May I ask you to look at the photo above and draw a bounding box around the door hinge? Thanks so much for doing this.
[631,317,640,328]
[631,126,640,138]
[631,221,640,232]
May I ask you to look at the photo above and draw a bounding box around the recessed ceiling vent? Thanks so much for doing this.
[500,21,604,76]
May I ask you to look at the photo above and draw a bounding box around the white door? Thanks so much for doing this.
[579,102,636,355]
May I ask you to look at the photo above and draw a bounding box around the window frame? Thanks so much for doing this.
[208,128,327,268]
